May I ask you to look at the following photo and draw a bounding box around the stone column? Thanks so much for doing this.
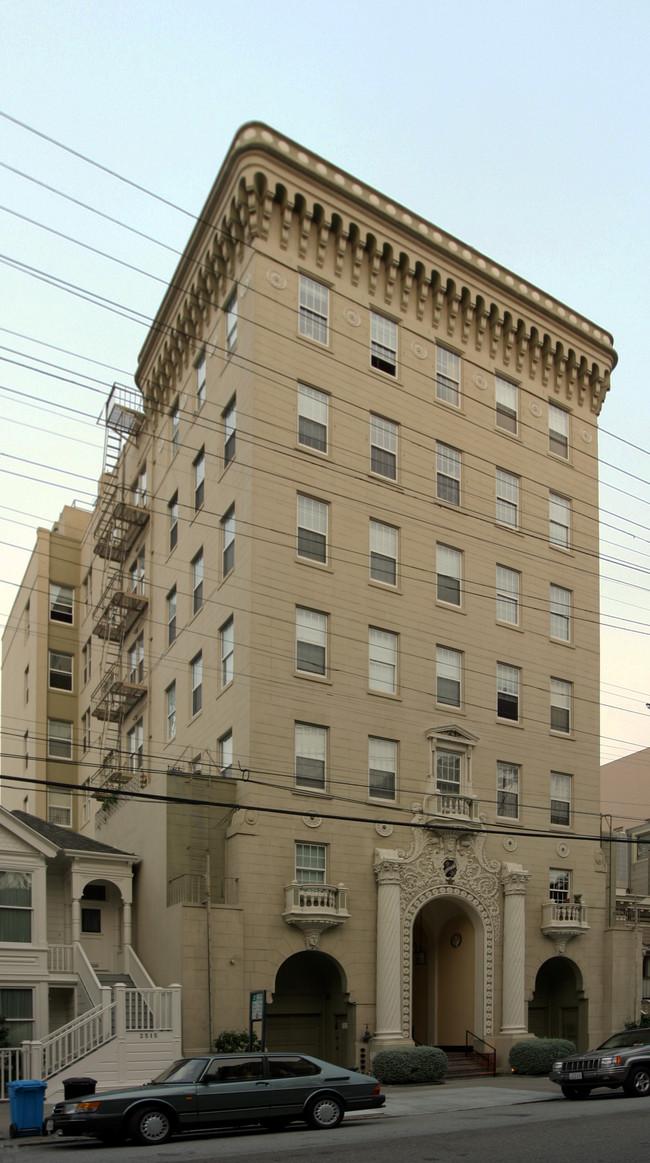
[501,863,531,1034]
[374,853,406,1048]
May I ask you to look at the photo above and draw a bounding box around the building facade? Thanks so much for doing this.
[2,123,634,1068]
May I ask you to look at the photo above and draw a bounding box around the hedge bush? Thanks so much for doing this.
[508,1038,576,1075]
[372,1046,448,1084]
[213,1029,262,1053]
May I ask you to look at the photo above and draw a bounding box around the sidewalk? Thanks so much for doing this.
[0,1074,559,1145]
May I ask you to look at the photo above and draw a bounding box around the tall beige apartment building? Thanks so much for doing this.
[3,124,638,1068]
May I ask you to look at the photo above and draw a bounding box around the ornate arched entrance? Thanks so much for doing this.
[528,958,588,1049]
[412,897,480,1046]
[265,951,354,1065]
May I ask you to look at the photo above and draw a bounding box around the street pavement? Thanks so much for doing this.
[0,1074,559,1146]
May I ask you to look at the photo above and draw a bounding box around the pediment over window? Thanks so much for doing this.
[426,724,479,748]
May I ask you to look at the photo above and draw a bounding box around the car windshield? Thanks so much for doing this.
[598,1030,650,1050]
[151,1059,209,1084]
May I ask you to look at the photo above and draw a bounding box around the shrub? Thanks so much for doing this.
[213,1029,262,1053]
[372,1046,448,1084]
[624,1014,650,1029]
[509,1038,576,1075]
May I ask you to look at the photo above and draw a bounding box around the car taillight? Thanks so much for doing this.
[76,1101,101,1112]
[372,1084,381,1094]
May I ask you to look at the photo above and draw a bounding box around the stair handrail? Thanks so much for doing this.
[465,1029,497,1074]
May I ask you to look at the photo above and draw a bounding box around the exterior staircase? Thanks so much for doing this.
[444,1049,496,1079]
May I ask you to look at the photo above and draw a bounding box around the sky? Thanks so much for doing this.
[0,0,649,769]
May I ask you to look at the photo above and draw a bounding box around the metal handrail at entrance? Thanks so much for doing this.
[465,1029,496,1074]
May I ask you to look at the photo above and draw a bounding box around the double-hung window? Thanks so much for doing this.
[497,761,520,819]
[370,414,397,479]
[496,376,518,433]
[295,842,326,883]
[167,587,177,646]
[436,545,461,606]
[295,723,327,791]
[166,682,176,741]
[435,347,461,406]
[436,750,461,795]
[550,585,571,641]
[132,465,147,508]
[49,651,73,692]
[0,872,32,943]
[299,275,328,344]
[496,470,519,528]
[225,290,237,353]
[370,520,397,586]
[223,398,236,466]
[82,639,92,685]
[550,678,571,733]
[551,771,572,826]
[436,646,462,707]
[194,448,205,512]
[196,352,206,410]
[191,653,203,715]
[222,507,235,576]
[48,719,72,760]
[49,583,73,624]
[369,628,397,694]
[436,442,461,505]
[130,547,145,595]
[549,403,569,458]
[48,789,71,827]
[370,312,397,375]
[496,566,520,626]
[298,384,328,453]
[169,493,178,551]
[129,633,144,684]
[549,867,570,903]
[127,718,143,772]
[497,663,520,722]
[220,616,234,686]
[192,549,204,614]
[297,495,327,563]
[220,731,233,777]
[170,400,179,456]
[550,492,570,548]
[296,608,327,675]
[368,737,397,801]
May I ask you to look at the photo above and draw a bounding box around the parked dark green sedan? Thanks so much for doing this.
[51,1053,385,1144]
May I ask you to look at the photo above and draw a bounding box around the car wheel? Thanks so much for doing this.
[561,1086,591,1100]
[129,1105,173,1145]
[305,1094,344,1130]
[623,1066,650,1097]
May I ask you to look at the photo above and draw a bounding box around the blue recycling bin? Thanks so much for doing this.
[7,1079,47,1138]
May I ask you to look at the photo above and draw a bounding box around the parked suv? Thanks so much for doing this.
[550,1027,650,1099]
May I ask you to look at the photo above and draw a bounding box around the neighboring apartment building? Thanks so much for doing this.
[2,123,632,1069]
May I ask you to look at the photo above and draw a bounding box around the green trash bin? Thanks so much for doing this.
[6,1079,48,1138]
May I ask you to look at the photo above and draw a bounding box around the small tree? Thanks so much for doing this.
[213,1029,262,1053]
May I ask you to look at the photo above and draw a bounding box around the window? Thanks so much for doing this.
[24,666,29,704]
[550,678,571,733]
[49,582,73,624]
[550,585,571,641]
[299,275,328,344]
[191,653,203,715]
[130,547,145,594]
[297,495,327,563]
[436,750,461,795]
[0,873,32,944]
[551,771,572,826]
[196,352,206,410]
[369,628,398,694]
[436,442,461,505]
[497,761,520,819]
[549,867,570,903]
[436,545,461,606]
[166,682,176,741]
[296,608,327,675]
[435,347,460,406]
[550,492,570,548]
[370,520,397,586]
[298,384,328,453]
[0,988,33,1045]
[82,638,92,685]
[192,550,204,614]
[128,633,144,684]
[24,600,30,637]
[368,737,397,801]
[170,400,179,456]
[82,569,92,607]
[223,397,236,465]
[194,448,205,512]
[81,711,90,754]
[496,375,518,433]
[370,311,397,375]
[549,403,569,458]
[436,646,462,707]
[222,507,235,575]
[169,493,178,551]
[225,290,237,353]
[496,566,520,626]
[132,465,147,507]
[220,616,234,686]
[295,723,327,791]
[370,414,397,479]
[127,718,143,772]
[48,719,72,760]
[24,730,29,768]
[82,908,101,933]
[167,587,177,646]
[219,731,233,777]
[496,470,519,529]
[49,650,73,692]
[497,663,520,722]
[48,789,71,827]
[295,842,326,883]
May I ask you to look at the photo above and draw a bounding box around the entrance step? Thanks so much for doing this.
[444,1049,495,1079]
[96,973,136,991]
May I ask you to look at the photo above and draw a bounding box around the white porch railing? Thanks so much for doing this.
[48,944,74,973]
[0,1049,23,1100]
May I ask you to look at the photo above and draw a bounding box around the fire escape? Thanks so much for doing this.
[89,385,149,799]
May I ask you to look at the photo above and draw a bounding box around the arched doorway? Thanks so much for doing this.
[412,897,481,1047]
[78,879,121,973]
[265,952,354,1065]
[528,958,587,1049]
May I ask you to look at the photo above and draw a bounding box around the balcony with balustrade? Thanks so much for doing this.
[541,898,589,955]
[283,881,349,949]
